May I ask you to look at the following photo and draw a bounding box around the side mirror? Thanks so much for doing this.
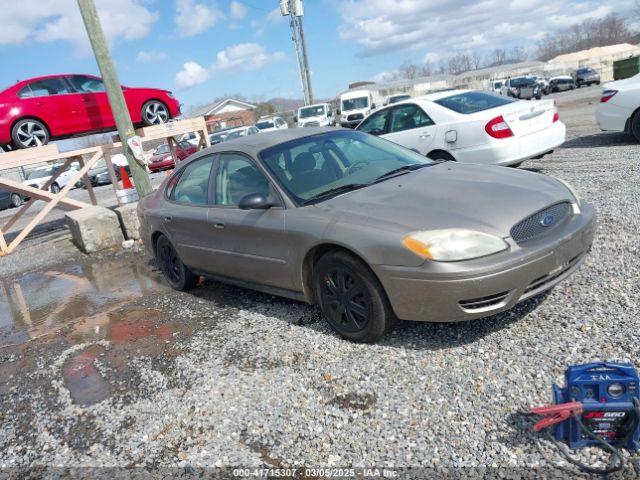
[238,193,272,210]
[293,116,298,122]
[371,103,376,109]
[336,109,341,115]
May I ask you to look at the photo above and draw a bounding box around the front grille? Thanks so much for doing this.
[523,253,583,295]
[347,113,364,121]
[510,202,572,244]
[459,290,511,312]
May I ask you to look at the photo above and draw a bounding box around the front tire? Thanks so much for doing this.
[50,183,60,194]
[11,119,49,149]
[314,251,395,343]
[156,235,197,291]
[141,100,170,126]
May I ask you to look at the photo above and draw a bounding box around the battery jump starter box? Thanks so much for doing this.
[553,362,640,450]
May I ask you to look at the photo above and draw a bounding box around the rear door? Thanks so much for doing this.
[382,103,436,154]
[161,155,221,273]
[208,153,293,290]
[17,77,79,137]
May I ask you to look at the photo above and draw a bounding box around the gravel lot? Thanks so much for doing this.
[1,86,639,478]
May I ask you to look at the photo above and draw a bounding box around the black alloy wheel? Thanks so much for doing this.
[315,251,395,343]
[156,235,197,290]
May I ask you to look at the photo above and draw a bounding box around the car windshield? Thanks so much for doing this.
[210,133,227,142]
[435,91,515,114]
[389,95,410,104]
[27,167,54,180]
[225,130,245,140]
[299,106,325,118]
[341,97,369,111]
[256,120,275,130]
[510,78,535,87]
[260,130,433,205]
[154,144,170,155]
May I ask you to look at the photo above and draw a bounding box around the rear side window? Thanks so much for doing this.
[171,157,213,205]
[18,78,70,98]
[435,92,515,114]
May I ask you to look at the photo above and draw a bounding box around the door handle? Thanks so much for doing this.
[163,215,172,222]
[213,222,225,230]
[419,133,431,139]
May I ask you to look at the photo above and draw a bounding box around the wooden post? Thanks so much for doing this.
[77,0,152,197]
[0,227,7,256]
[77,156,98,206]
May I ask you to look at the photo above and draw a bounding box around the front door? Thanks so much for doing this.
[66,75,112,131]
[209,153,293,290]
[382,103,436,154]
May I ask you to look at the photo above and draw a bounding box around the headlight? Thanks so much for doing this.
[402,229,508,262]
[556,178,581,213]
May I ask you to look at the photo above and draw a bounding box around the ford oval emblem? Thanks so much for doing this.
[540,214,555,227]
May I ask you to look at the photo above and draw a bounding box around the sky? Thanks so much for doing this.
[0,0,636,111]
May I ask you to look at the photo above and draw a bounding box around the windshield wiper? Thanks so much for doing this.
[302,183,368,205]
[371,164,431,184]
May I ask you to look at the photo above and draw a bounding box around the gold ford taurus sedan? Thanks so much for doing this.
[138,128,595,343]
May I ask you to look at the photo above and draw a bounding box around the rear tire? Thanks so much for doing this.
[314,251,395,343]
[631,111,640,143]
[11,119,50,149]
[427,151,455,162]
[156,234,197,291]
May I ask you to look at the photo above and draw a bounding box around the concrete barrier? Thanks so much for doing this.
[115,202,141,240]
[65,206,124,254]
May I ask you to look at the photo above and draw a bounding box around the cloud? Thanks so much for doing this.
[136,50,168,63]
[175,61,210,89]
[175,0,224,37]
[175,43,286,90]
[212,43,286,72]
[230,1,247,20]
[0,0,158,51]
[335,0,628,56]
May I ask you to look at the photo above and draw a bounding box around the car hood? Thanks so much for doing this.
[320,163,573,238]
[150,153,171,163]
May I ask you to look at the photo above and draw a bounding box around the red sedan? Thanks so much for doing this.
[148,141,198,173]
[0,74,181,149]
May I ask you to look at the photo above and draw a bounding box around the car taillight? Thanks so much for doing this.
[485,116,514,139]
[553,100,559,123]
[600,90,618,103]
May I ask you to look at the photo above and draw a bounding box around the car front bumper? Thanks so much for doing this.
[373,202,595,322]
[455,120,566,166]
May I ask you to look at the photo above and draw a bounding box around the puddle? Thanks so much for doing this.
[0,259,169,348]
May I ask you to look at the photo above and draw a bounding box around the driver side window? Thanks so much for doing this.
[388,104,434,133]
[358,109,388,136]
[214,154,272,207]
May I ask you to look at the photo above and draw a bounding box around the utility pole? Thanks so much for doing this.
[77,0,152,197]
[282,0,313,105]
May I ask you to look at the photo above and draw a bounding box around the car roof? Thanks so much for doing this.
[415,89,470,102]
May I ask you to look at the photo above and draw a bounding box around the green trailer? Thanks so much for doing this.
[613,56,640,80]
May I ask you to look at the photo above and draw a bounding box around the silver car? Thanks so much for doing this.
[138,128,595,343]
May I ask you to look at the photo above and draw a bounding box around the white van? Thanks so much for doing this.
[296,103,334,128]
[339,89,375,128]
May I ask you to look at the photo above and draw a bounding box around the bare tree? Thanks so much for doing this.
[487,48,508,67]
[471,51,482,70]
[399,61,420,80]
[509,46,527,63]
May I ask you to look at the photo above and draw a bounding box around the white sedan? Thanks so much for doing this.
[356,90,565,166]
[596,74,640,142]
